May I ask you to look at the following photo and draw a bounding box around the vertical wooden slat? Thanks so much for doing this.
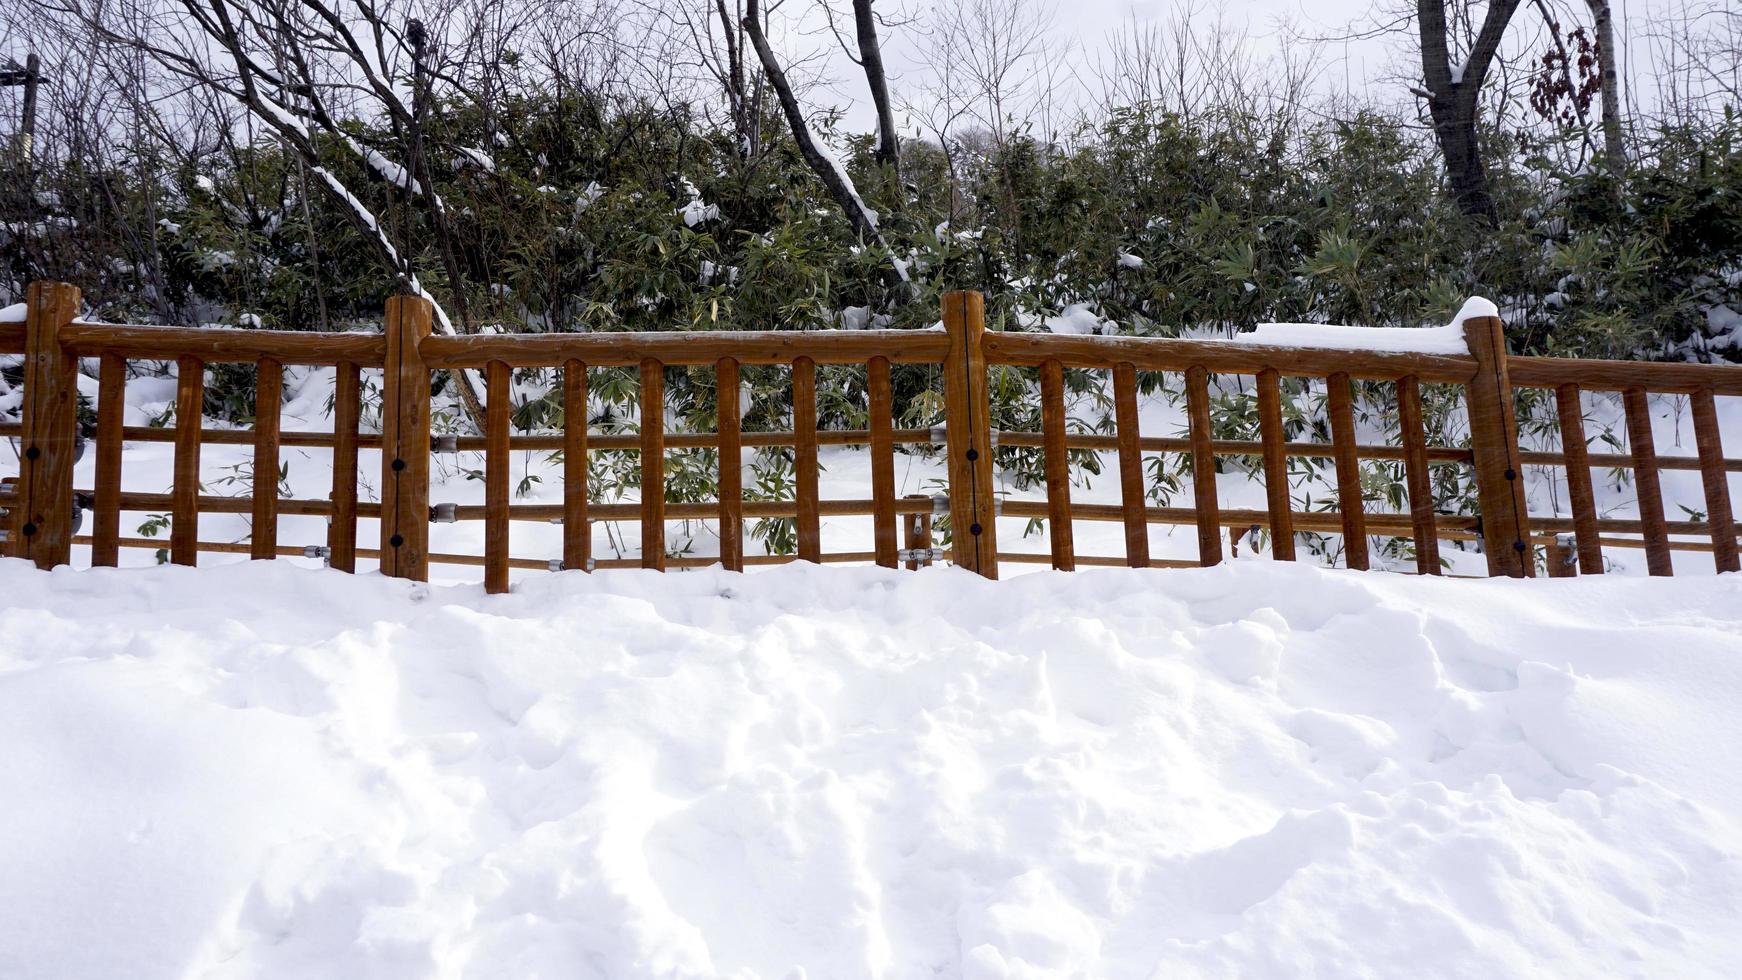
[1255,368,1295,561]
[484,360,512,594]
[1325,372,1368,571]
[249,357,282,559]
[1553,384,1603,574]
[903,493,933,569]
[91,352,125,567]
[15,281,81,569]
[793,357,821,562]
[1040,358,1075,570]
[1185,365,1222,566]
[1112,362,1149,567]
[563,359,591,572]
[1395,375,1441,574]
[1624,387,1673,576]
[1690,389,1739,574]
[327,361,360,572]
[171,355,204,567]
[868,356,898,568]
[941,290,998,578]
[1463,313,1531,577]
[639,357,665,569]
[716,358,743,571]
[380,295,432,581]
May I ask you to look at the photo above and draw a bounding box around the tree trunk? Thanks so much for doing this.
[1586,0,1627,174]
[1417,0,1524,223]
[853,0,899,172]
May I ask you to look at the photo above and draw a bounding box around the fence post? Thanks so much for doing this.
[1463,312,1532,578]
[11,281,81,569]
[941,290,998,579]
[380,293,432,581]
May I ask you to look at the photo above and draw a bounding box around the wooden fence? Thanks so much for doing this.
[3,280,1740,590]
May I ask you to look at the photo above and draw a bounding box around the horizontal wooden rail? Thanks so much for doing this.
[0,319,24,352]
[1509,355,1742,396]
[419,330,949,369]
[119,426,386,450]
[982,333,1478,383]
[59,321,387,366]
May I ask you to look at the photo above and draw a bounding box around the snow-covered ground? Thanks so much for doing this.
[1,559,1739,977]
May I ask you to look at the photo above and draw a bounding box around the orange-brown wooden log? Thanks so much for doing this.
[1623,387,1673,576]
[16,281,82,568]
[1185,365,1222,566]
[91,353,126,567]
[640,358,665,569]
[1040,358,1075,570]
[1325,372,1368,570]
[1112,362,1149,567]
[250,357,283,559]
[58,321,386,366]
[1463,315,1531,577]
[1553,384,1604,574]
[485,360,512,594]
[793,357,821,562]
[1690,389,1739,573]
[716,358,743,571]
[868,356,898,568]
[171,355,204,566]
[983,331,1476,383]
[327,361,361,571]
[1396,375,1440,574]
[1255,368,1295,561]
[380,295,433,581]
[564,359,591,572]
[419,330,949,370]
[942,291,998,578]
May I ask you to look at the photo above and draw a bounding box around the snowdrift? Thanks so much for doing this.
[2,559,1740,978]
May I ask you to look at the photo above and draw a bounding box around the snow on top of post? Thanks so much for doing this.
[1224,297,1499,356]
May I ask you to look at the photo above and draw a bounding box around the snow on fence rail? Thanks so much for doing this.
[3,280,1740,589]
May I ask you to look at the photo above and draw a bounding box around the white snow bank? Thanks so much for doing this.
[2,559,1740,978]
[0,302,24,323]
[1230,297,1501,356]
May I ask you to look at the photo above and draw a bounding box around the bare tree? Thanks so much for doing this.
[1416,0,1525,221]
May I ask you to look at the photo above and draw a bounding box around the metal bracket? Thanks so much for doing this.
[896,547,944,563]
[430,502,458,523]
[302,545,331,561]
[548,557,596,572]
[432,434,459,452]
[928,425,947,446]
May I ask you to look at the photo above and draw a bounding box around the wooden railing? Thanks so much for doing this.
[4,280,1739,589]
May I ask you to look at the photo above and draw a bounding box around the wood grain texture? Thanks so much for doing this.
[564,359,591,572]
[1462,316,1531,577]
[1040,358,1075,570]
[380,295,433,581]
[868,356,898,568]
[420,330,949,370]
[941,291,999,578]
[1325,372,1368,571]
[91,353,126,567]
[327,361,361,572]
[716,358,743,571]
[903,494,933,569]
[1553,384,1603,574]
[793,357,821,562]
[1624,387,1673,576]
[1255,368,1295,561]
[250,358,282,559]
[1509,354,1742,396]
[171,355,205,567]
[1690,389,1739,573]
[639,358,665,569]
[1112,362,1149,567]
[1395,375,1440,574]
[485,361,512,593]
[17,281,81,568]
[59,321,385,365]
[984,331,1476,383]
[1185,365,1223,566]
